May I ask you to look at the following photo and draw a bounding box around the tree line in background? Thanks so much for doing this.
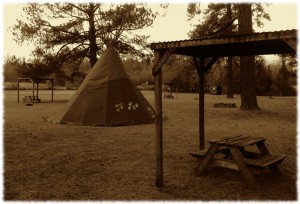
[3,3,297,104]
[4,52,296,96]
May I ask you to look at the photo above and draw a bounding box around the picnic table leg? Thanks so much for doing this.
[269,163,281,175]
[256,141,270,155]
[230,147,260,190]
[194,143,219,175]
[256,141,281,175]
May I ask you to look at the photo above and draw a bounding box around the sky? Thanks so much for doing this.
[1,1,299,59]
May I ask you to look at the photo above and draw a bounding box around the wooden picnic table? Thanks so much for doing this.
[194,135,286,190]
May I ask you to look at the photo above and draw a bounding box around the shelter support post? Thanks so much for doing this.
[193,57,219,150]
[17,79,20,103]
[193,57,205,150]
[152,48,176,76]
[283,39,297,51]
[32,80,34,104]
[51,79,54,102]
[154,51,163,187]
[199,58,205,150]
[152,49,174,187]
[36,82,39,99]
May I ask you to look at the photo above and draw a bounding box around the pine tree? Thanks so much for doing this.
[188,3,270,109]
[11,3,159,69]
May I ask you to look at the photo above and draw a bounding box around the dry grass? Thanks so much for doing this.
[3,90,297,201]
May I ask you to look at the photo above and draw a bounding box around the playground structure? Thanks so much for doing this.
[17,77,54,103]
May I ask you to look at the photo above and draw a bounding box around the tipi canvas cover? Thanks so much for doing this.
[48,46,155,126]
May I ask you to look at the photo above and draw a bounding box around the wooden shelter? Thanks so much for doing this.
[17,77,54,103]
[150,29,297,187]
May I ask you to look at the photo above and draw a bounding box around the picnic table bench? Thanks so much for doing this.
[194,135,286,190]
[23,96,41,103]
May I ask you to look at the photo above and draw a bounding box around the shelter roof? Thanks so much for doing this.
[150,29,297,57]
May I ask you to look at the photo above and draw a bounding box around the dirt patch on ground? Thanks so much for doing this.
[3,90,297,200]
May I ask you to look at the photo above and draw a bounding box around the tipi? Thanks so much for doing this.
[47,46,155,126]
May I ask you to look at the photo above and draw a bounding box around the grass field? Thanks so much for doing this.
[3,90,297,200]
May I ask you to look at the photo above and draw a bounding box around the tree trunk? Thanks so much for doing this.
[227,57,234,98]
[88,3,98,67]
[225,4,234,98]
[238,4,260,109]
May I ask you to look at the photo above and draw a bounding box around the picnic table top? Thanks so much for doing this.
[208,135,266,148]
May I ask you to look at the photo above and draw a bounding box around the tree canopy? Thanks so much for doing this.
[10,48,60,80]
[12,3,159,68]
[187,3,270,39]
